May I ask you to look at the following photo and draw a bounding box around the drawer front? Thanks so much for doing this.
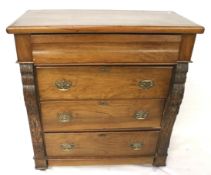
[37,66,172,100]
[45,131,159,157]
[32,34,181,64]
[41,99,164,132]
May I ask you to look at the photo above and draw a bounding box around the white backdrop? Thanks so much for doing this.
[0,1,210,175]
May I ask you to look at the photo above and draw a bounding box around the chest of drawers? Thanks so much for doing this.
[7,10,204,170]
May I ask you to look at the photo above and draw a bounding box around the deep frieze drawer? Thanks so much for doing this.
[41,99,164,132]
[44,131,159,157]
[36,66,173,100]
[31,34,181,64]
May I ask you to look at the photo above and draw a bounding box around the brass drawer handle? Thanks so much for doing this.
[130,142,144,150]
[55,79,72,91]
[138,80,154,89]
[57,112,72,123]
[134,111,148,120]
[60,143,75,152]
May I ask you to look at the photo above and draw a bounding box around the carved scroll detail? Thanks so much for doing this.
[20,64,47,169]
[153,63,189,166]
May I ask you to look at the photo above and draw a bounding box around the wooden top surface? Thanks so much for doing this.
[7,10,204,34]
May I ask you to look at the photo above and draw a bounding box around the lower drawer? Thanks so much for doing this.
[44,131,159,157]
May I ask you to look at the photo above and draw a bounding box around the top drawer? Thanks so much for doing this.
[31,34,181,64]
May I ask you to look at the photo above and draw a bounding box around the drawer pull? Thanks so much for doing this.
[55,79,72,91]
[134,111,148,120]
[60,143,75,152]
[57,112,72,123]
[130,142,144,150]
[138,80,154,89]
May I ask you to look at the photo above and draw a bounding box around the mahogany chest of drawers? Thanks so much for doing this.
[7,10,204,170]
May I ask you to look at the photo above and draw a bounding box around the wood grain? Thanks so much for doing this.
[6,10,204,34]
[20,64,47,170]
[32,34,181,64]
[179,34,196,61]
[48,156,153,166]
[15,34,32,62]
[44,131,159,157]
[31,34,182,43]
[37,66,173,100]
[41,99,164,132]
[153,63,188,166]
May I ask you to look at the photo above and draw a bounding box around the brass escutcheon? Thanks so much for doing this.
[99,100,109,106]
[99,66,110,72]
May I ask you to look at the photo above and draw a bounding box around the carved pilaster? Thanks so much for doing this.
[20,64,47,170]
[153,62,189,166]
